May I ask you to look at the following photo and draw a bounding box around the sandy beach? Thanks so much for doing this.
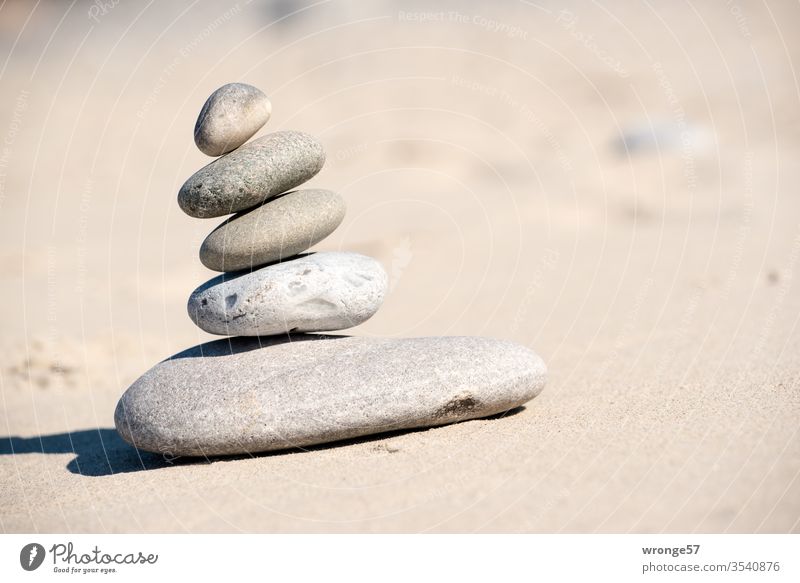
[1,0,798,532]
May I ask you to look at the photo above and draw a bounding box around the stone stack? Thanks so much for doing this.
[114,83,547,458]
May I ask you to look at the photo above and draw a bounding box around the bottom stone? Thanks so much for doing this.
[114,335,547,457]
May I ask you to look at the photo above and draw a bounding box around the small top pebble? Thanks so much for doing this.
[194,83,271,157]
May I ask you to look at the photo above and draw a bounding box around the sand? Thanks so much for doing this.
[1,0,798,533]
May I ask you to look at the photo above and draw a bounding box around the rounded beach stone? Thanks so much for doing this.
[199,189,346,272]
[114,334,547,456]
[187,252,386,336]
[178,131,325,218]
[194,83,272,157]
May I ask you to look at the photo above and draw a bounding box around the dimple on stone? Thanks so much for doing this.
[288,281,307,295]
[187,252,387,336]
[300,297,339,312]
[225,293,238,309]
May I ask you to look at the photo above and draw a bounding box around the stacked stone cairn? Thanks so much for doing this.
[115,83,547,458]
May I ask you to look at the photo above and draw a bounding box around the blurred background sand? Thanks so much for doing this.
[1,0,799,532]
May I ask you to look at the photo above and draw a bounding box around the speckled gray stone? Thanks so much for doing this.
[199,189,346,272]
[114,334,547,456]
[194,83,272,157]
[178,131,325,218]
[188,252,386,336]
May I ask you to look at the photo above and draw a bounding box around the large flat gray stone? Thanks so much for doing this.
[187,252,387,336]
[178,131,325,218]
[114,335,547,456]
[199,189,346,272]
[194,83,271,157]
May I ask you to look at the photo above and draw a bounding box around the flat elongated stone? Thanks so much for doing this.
[187,252,386,336]
[178,131,325,218]
[114,335,547,456]
[199,189,346,272]
[194,83,272,157]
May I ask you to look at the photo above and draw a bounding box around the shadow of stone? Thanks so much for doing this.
[0,428,173,477]
[168,333,349,360]
[0,406,525,477]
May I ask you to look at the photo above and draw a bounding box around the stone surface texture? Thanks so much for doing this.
[199,189,346,272]
[187,252,387,336]
[178,131,325,218]
[194,83,272,157]
[114,334,547,456]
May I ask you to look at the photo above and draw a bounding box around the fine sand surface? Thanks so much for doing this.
[1,0,799,532]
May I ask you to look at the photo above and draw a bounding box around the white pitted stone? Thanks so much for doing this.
[187,252,387,336]
[114,334,547,456]
[194,83,271,157]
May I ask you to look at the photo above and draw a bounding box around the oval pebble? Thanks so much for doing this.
[199,189,346,272]
[187,252,387,336]
[194,83,272,157]
[114,334,547,456]
[178,131,325,218]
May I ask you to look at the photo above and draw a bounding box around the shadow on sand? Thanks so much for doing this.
[0,407,525,477]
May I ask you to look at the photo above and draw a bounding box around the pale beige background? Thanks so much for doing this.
[1,0,798,532]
